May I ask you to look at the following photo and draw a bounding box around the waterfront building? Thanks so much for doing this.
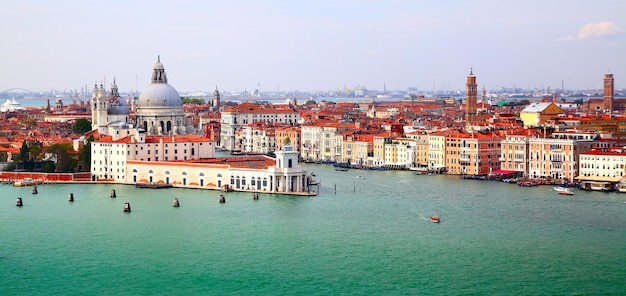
[320,122,354,162]
[499,134,530,177]
[527,136,595,182]
[341,133,373,167]
[404,131,430,168]
[445,130,502,176]
[301,121,324,161]
[520,102,564,127]
[220,102,300,151]
[372,133,392,167]
[577,148,626,189]
[383,138,417,169]
[90,130,215,181]
[126,144,310,194]
[428,130,452,172]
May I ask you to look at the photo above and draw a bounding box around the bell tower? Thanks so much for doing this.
[603,72,614,113]
[465,69,478,123]
[213,86,221,111]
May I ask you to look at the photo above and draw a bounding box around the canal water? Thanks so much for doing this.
[1,164,625,295]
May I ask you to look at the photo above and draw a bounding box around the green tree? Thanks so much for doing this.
[304,99,317,105]
[42,161,56,173]
[19,140,29,162]
[29,146,43,161]
[45,143,73,172]
[181,97,206,105]
[73,118,92,134]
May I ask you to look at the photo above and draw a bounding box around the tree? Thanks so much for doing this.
[19,140,29,162]
[73,118,92,134]
[45,143,73,172]
[304,99,317,105]
[181,97,206,105]
[29,146,43,161]
[42,161,56,173]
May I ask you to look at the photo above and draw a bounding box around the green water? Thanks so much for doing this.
[1,165,625,295]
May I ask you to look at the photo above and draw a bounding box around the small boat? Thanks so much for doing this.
[355,176,365,179]
[14,178,44,187]
[335,167,348,171]
[558,190,574,196]
[430,216,440,223]
[553,186,570,193]
[410,167,429,175]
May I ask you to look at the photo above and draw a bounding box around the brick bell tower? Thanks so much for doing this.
[603,72,614,113]
[465,68,478,123]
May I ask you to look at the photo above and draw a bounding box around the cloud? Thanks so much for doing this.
[557,21,624,41]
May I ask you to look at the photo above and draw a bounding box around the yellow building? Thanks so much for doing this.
[520,103,563,127]
[499,135,530,176]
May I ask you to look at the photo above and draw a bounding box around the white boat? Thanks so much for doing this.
[617,182,626,193]
[14,178,44,187]
[1,98,23,112]
[554,186,574,195]
[553,186,570,193]
[410,167,429,175]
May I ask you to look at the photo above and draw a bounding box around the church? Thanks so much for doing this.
[88,57,312,195]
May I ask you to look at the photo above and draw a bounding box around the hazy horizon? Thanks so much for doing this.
[1,0,624,94]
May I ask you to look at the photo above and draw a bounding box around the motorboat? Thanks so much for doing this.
[14,178,44,187]
[410,167,429,175]
[554,186,574,195]
[553,186,570,193]
[430,216,440,223]
[335,167,348,171]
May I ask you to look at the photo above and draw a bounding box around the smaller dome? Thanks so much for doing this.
[154,61,164,70]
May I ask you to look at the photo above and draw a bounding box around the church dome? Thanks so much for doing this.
[137,57,182,108]
[138,83,182,108]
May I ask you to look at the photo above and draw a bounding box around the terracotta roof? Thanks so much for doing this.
[130,155,276,169]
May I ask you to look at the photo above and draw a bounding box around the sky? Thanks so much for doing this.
[1,0,625,95]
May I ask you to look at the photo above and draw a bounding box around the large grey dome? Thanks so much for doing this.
[138,83,182,108]
[134,57,193,136]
